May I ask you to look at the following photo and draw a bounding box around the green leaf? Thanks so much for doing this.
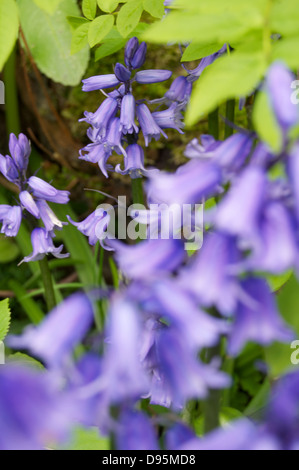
[82,0,97,20]
[270,0,299,37]
[54,204,96,287]
[143,0,164,19]
[0,0,19,72]
[253,90,283,154]
[33,0,62,15]
[7,353,44,370]
[88,14,114,47]
[186,52,266,125]
[0,299,11,343]
[143,3,264,45]
[97,0,119,13]
[58,427,110,450]
[271,37,299,70]
[95,37,126,60]
[267,270,293,292]
[265,275,299,377]
[182,43,223,62]
[67,16,90,31]
[0,235,20,264]
[9,280,44,324]
[71,22,90,54]
[17,0,90,86]
[117,0,143,37]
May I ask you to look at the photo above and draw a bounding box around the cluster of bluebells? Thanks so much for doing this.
[0,134,69,263]
[79,36,186,180]
[2,31,299,449]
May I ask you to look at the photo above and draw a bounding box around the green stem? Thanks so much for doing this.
[3,47,21,136]
[39,257,57,312]
[131,177,145,206]
[203,342,222,434]
[208,108,219,140]
[131,177,147,241]
[225,99,235,139]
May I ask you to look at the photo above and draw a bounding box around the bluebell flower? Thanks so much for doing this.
[82,74,120,92]
[36,200,67,233]
[137,104,167,146]
[119,94,139,134]
[28,176,70,204]
[68,208,111,247]
[185,44,227,82]
[112,238,185,280]
[245,201,298,274]
[147,159,221,204]
[124,37,139,68]
[114,63,131,82]
[20,228,69,264]
[179,231,241,316]
[135,69,172,84]
[164,76,192,104]
[80,97,118,136]
[215,166,267,244]
[266,62,299,132]
[19,191,40,219]
[166,423,196,451]
[116,409,158,450]
[144,326,230,409]
[0,205,22,237]
[152,103,184,133]
[180,420,277,451]
[0,365,80,450]
[115,144,158,179]
[8,293,94,367]
[131,42,147,70]
[102,296,149,403]
[228,278,293,356]
[184,135,220,159]
[8,133,31,172]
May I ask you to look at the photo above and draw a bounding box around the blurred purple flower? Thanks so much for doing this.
[0,205,22,237]
[116,409,158,450]
[8,293,94,367]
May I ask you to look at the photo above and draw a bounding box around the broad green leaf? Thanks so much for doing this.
[88,14,114,47]
[7,353,44,370]
[82,0,97,20]
[271,37,299,70]
[186,52,266,125]
[143,0,164,19]
[33,0,62,15]
[267,270,293,292]
[95,38,126,60]
[58,427,110,450]
[245,379,270,418]
[0,236,20,264]
[17,0,90,86]
[0,0,19,72]
[67,16,90,31]
[271,0,299,37]
[0,299,11,342]
[143,5,263,45]
[97,0,119,13]
[182,43,223,62]
[265,275,299,377]
[253,90,283,154]
[71,23,90,54]
[117,0,143,37]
